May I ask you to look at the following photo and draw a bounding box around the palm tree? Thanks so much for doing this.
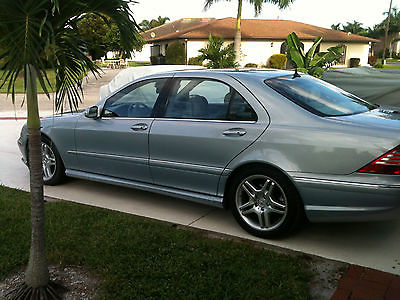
[204,0,294,64]
[0,0,141,298]
[139,16,170,30]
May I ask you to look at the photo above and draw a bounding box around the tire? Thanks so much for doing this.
[41,137,65,185]
[228,166,303,238]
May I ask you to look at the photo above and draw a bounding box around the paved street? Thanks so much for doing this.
[1,118,400,276]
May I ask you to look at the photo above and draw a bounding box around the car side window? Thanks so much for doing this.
[102,79,167,118]
[164,78,257,121]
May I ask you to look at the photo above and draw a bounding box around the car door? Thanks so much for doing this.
[74,77,169,183]
[149,73,270,195]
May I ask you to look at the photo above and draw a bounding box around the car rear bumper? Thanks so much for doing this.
[292,174,400,222]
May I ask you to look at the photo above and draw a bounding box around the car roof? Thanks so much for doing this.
[157,69,295,80]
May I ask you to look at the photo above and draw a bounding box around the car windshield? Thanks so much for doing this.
[265,75,378,117]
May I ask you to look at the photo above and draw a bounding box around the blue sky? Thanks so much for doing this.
[131,0,399,29]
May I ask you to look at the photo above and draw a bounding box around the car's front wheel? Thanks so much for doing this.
[229,166,303,238]
[41,138,65,185]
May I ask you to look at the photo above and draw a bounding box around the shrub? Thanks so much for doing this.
[198,35,238,69]
[165,41,186,65]
[374,63,384,69]
[349,58,360,68]
[266,54,287,69]
[244,63,258,68]
[368,56,378,66]
[188,56,204,66]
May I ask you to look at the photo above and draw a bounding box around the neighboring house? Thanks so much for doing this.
[142,17,378,67]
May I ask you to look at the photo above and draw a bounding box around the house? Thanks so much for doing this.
[141,17,378,67]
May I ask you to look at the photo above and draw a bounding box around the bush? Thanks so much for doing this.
[165,41,186,65]
[374,63,384,69]
[244,63,258,68]
[188,56,204,66]
[368,56,378,66]
[349,58,360,68]
[198,35,238,69]
[266,54,287,69]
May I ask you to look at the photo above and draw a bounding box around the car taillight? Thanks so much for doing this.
[358,145,400,175]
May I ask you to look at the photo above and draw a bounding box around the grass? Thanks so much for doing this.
[127,61,151,67]
[0,70,56,94]
[385,58,400,63]
[0,186,311,299]
[382,64,400,70]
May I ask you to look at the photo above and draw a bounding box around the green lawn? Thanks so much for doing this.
[127,61,151,67]
[382,64,400,70]
[386,58,400,63]
[0,186,311,299]
[0,70,56,94]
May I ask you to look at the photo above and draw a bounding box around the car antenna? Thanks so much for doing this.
[292,68,301,79]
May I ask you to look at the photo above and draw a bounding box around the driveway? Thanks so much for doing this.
[1,119,399,276]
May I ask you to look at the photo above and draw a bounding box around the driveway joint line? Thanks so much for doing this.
[187,208,216,226]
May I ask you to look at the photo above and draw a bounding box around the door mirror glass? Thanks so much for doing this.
[85,106,99,119]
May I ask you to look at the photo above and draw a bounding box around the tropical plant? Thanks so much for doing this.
[204,0,294,64]
[165,41,186,64]
[139,16,170,31]
[199,35,238,68]
[286,32,344,78]
[0,0,141,298]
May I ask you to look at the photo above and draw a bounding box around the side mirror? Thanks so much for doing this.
[85,106,99,119]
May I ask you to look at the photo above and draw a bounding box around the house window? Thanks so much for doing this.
[280,42,288,54]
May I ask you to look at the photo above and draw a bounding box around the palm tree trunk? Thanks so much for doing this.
[24,64,49,288]
[234,0,243,65]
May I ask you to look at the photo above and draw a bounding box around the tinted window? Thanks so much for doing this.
[103,79,167,118]
[164,79,257,121]
[265,75,377,117]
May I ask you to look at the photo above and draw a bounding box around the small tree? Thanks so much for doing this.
[199,35,238,69]
[165,41,186,64]
[286,32,344,78]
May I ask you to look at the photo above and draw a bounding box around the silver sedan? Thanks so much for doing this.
[18,70,400,238]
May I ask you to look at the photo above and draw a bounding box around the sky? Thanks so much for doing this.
[130,0,399,29]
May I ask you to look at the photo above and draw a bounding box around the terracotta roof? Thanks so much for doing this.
[144,17,378,43]
[141,18,215,41]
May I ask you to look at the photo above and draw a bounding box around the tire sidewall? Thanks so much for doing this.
[41,137,65,185]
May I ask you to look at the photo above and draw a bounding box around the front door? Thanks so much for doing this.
[74,78,169,183]
[149,74,269,195]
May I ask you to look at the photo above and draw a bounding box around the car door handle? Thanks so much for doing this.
[223,128,247,137]
[131,123,148,131]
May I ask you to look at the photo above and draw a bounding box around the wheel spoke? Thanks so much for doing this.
[257,210,271,228]
[268,205,285,214]
[241,206,256,215]
[239,201,255,212]
[270,198,286,210]
[242,180,257,199]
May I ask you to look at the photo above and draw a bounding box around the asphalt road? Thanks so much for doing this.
[1,119,399,275]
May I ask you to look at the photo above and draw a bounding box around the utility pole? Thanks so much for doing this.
[382,0,393,64]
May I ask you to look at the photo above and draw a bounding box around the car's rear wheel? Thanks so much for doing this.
[41,138,65,185]
[229,166,303,238]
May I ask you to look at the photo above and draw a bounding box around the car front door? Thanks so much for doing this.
[149,73,270,195]
[74,77,170,183]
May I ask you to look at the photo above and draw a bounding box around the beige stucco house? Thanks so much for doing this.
[141,18,378,67]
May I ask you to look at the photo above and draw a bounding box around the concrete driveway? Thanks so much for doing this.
[1,119,400,276]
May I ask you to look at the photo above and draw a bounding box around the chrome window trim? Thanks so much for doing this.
[154,117,257,124]
[101,117,155,121]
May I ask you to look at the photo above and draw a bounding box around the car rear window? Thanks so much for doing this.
[264,75,377,117]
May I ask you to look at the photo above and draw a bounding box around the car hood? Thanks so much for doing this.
[330,106,400,130]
